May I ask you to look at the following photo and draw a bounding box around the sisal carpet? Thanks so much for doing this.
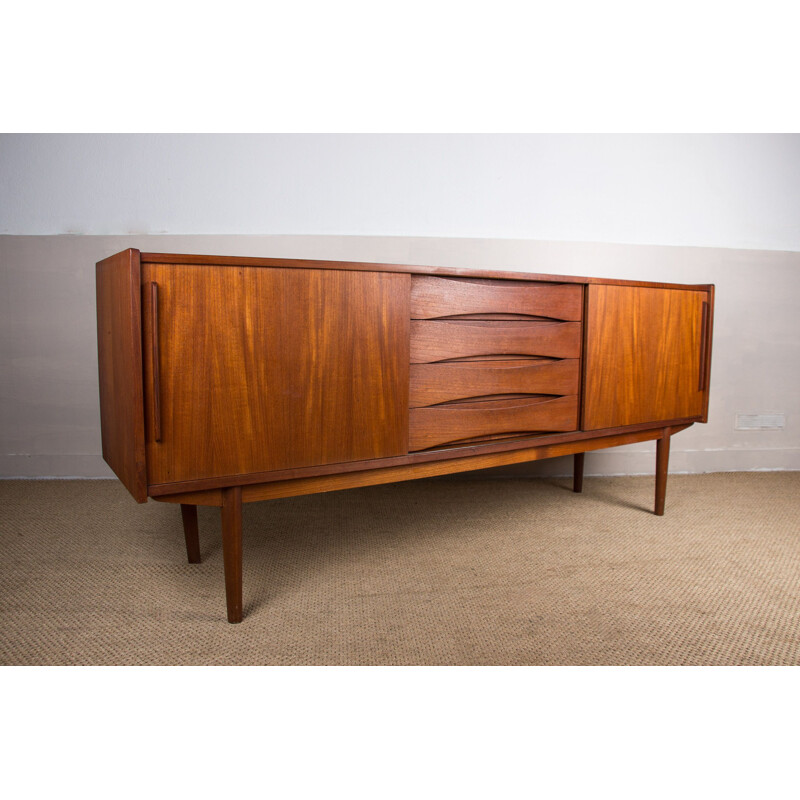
[1,473,798,666]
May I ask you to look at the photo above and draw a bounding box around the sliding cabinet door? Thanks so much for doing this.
[582,284,712,430]
[141,264,410,485]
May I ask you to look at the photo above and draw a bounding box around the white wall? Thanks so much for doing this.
[2,134,800,250]
[1,134,798,478]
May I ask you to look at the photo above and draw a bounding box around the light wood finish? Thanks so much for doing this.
[410,275,582,320]
[409,395,579,451]
[221,487,243,623]
[582,285,709,430]
[96,250,714,621]
[96,249,147,503]
[655,433,670,517]
[141,265,410,484]
[410,320,581,363]
[180,504,201,564]
[573,452,585,493]
[409,360,580,407]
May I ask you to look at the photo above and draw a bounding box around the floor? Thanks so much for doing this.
[1,472,798,665]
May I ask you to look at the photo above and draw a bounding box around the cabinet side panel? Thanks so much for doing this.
[95,249,147,502]
[582,284,706,430]
[143,265,410,484]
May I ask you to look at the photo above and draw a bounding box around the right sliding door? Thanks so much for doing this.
[582,284,712,430]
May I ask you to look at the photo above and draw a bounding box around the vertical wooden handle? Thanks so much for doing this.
[698,301,709,392]
[149,281,162,442]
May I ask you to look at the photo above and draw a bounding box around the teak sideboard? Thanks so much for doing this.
[96,249,714,622]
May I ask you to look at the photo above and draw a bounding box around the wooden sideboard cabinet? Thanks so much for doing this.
[96,249,714,622]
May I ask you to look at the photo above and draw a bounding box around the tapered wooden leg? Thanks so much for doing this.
[180,504,202,564]
[655,433,670,516]
[573,452,585,493]
[221,486,243,623]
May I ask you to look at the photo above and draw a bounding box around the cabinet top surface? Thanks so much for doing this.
[100,249,713,291]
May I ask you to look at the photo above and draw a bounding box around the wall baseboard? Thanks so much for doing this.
[2,448,797,480]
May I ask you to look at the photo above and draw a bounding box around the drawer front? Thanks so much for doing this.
[411,276,583,320]
[409,395,579,451]
[410,320,582,363]
[410,360,580,407]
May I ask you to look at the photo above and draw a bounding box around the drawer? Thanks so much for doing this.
[411,276,583,321]
[410,359,580,407]
[410,320,582,363]
[409,395,579,451]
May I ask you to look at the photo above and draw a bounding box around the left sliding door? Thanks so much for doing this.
[141,264,410,486]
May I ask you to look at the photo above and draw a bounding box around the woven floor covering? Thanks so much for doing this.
[1,473,798,666]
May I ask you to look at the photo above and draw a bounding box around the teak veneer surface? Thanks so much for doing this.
[410,275,583,320]
[582,285,709,430]
[95,249,714,622]
[409,360,580,407]
[410,320,582,363]
[409,395,579,451]
[96,250,147,502]
[141,264,410,484]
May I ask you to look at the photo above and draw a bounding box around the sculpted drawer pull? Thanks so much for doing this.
[410,320,582,363]
[409,395,579,451]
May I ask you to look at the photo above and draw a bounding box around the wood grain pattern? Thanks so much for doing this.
[141,252,713,291]
[409,359,580,407]
[410,276,583,320]
[95,248,147,503]
[409,395,579,451]
[410,320,581,363]
[141,265,410,484]
[582,285,708,430]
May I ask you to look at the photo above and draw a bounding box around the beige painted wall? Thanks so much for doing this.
[1,234,798,478]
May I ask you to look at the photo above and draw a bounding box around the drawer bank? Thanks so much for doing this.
[96,250,714,622]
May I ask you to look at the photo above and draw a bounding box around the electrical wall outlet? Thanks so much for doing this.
[735,413,786,431]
